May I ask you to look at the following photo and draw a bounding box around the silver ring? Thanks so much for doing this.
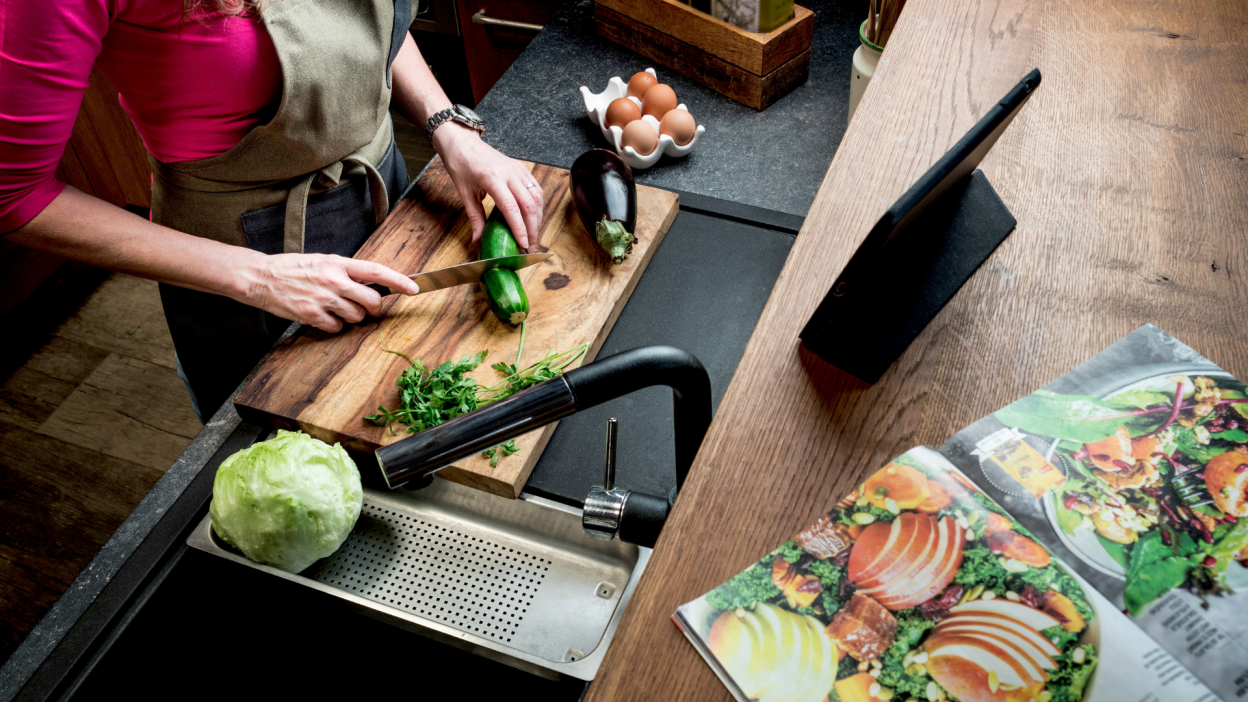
[525,182,539,189]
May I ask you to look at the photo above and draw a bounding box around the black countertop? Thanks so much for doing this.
[523,194,799,505]
[476,0,861,218]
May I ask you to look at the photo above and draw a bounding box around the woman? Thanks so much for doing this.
[0,0,543,421]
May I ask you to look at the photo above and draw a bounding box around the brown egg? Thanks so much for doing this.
[620,119,658,156]
[604,97,641,130]
[659,109,697,146]
[642,84,678,119]
[627,71,658,99]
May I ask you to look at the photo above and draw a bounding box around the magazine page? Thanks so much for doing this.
[937,324,1247,701]
[673,447,1217,702]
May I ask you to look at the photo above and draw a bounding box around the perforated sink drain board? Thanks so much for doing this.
[311,503,550,644]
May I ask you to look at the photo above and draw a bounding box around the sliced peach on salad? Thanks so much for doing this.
[849,514,966,610]
[985,530,1051,568]
[1130,434,1160,461]
[981,511,1013,536]
[1085,425,1134,472]
[834,672,888,702]
[863,463,931,511]
[924,651,1046,702]
[924,599,1061,702]
[1205,449,1248,518]
[1041,589,1086,633]
[1093,460,1157,490]
[915,480,954,513]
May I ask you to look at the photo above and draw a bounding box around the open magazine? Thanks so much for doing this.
[674,325,1244,702]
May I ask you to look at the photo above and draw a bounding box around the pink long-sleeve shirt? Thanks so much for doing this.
[0,0,282,233]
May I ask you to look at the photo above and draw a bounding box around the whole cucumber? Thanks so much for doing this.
[479,212,529,325]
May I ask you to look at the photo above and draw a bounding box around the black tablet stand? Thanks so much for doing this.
[800,169,1016,382]
[800,68,1040,383]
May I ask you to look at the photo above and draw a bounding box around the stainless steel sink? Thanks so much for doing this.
[187,477,648,680]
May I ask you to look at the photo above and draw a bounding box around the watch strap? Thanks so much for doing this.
[425,105,485,141]
[425,107,455,141]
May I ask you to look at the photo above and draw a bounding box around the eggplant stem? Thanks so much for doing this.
[595,219,637,265]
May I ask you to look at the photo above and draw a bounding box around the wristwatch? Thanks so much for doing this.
[425,104,486,141]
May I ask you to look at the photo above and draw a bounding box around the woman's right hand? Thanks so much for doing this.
[242,253,420,333]
[12,187,420,334]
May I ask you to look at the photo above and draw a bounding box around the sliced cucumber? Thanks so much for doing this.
[479,212,529,325]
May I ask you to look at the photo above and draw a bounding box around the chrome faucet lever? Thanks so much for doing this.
[581,418,671,548]
[603,417,617,491]
[584,418,627,541]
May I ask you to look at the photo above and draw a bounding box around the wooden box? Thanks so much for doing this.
[593,0,813,110]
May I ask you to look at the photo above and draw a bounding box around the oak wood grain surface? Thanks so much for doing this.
[235,159,679,498]
[585,0,1248,698]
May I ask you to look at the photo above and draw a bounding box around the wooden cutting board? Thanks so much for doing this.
[234,159,679,498]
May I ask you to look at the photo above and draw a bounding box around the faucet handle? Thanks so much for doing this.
[585,417,625,541]
[603,417,617,491]
[583,417,672,548]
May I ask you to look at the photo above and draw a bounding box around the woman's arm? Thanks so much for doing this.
[0,0,418,333]
[7,186,419,333]
[389,33,544,251]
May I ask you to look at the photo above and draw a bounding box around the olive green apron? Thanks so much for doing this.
[152,0,412,420]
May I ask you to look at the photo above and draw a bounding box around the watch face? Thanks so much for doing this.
[455,105,484,125]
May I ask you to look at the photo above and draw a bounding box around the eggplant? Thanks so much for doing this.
[571,149,637,264]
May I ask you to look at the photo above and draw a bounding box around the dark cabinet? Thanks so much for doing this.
[455,0,562,103]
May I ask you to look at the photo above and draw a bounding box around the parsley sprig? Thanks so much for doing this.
[481,440,519,467]
[365,323,588,465]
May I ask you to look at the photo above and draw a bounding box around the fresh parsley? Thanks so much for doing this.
[481,439,520,467]
[365,322,589,467]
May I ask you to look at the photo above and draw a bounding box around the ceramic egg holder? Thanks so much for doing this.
[579,68,705,170]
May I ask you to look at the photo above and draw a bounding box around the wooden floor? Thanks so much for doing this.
[0,119,435,664]
[0,274,199,661]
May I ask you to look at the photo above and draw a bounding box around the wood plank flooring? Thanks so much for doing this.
[0,133,436,666]
[0,274,193,662]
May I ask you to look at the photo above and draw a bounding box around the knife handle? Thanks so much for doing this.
[365,282,395,297]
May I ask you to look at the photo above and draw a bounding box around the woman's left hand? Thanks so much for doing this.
[435,124,544,252]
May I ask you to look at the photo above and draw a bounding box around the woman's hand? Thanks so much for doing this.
[12,187,422,334]
[389,34,543,250]
[435,124,544,251]
[243,253,420,333]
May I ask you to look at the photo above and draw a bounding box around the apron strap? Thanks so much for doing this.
[282,158,390,253]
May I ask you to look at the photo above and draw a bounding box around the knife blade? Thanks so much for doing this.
[365,253,555,297]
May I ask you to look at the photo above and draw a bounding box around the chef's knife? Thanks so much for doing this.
[365,253,554,296]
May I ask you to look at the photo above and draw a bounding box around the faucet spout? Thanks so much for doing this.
[376,345,712,498]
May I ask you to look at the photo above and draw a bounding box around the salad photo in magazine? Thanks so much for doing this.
[940,325,1248,700]
[674,325,1237,702]
[673,447,1215,702]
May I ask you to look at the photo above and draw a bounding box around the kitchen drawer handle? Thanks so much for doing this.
[471,9,544,32]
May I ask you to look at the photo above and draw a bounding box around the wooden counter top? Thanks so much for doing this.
[585,0,1248,698]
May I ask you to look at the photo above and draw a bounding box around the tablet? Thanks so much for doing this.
[800,68,1042,382]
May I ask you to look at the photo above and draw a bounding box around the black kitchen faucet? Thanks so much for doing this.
[374,345,713,548]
